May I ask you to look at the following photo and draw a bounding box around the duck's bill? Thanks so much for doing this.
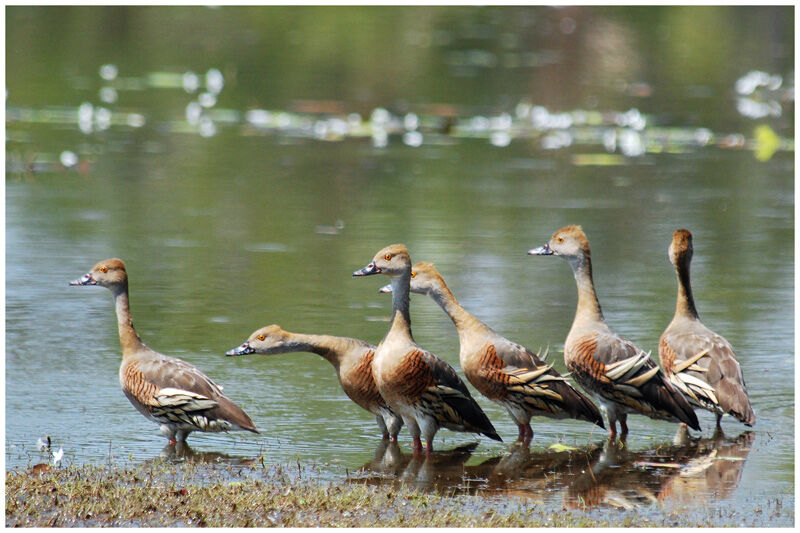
[527,243,554,256]
[69,272,96,286]
[378,283,392,293]
[353,262,380,277]
[226,343,254,356]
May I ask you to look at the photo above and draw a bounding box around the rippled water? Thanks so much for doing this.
[5,5,794,522]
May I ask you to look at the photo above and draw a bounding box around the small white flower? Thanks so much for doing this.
[183,71,200,93]
[37,436,50,452]
[206,68,225,94]
[99,64,118,81]
[59,151,78,168]
[52,448,64,466]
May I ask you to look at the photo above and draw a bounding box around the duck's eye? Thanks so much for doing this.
[556,237,564,244]
[411,271,416,278]
[384,253,392,260]
[99,266,108,273]
[257,334,266,341]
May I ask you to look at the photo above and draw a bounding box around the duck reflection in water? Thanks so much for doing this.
[355,431,754,508]
[564,431,755,509]
[155,441,257,466]
[358,441,479,491]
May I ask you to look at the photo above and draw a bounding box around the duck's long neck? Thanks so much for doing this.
[569,252,604,325]
[111,283,146,357]
[428,282,478,335]
[387,272,413,341]
[279,333,344,367]
[674,258,699,320]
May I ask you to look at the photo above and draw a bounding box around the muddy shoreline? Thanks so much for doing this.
[6,457,792,527]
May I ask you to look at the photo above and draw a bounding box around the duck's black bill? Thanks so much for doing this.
[226,343,254,356]
[527,244,553,256]
[353,262,380,277]
[70,273,96,286]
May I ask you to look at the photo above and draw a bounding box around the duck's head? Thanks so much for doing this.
[528,225,591,262]
[226,324,288,356]
[353,244,411,278]
[70,258,128,289]
[669,229,693,267]
[378,261,444,295]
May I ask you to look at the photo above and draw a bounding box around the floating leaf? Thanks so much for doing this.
[548,443,578,452]
[754,124,780,162]
[571,154,626,166]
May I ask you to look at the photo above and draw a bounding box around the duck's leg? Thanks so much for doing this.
[619,413,629,437]
[386,413,403,444]
[406,418,424,456]
[175,429,190,445]
[412,437,424,455]
[420,417,437,456]
[606,409,617,439]
[523,423,534,442]
[715,412,723,428]
[376,415,390,441]
[161,425,178,445]
[517,424,526,442]
[426,438,435,456]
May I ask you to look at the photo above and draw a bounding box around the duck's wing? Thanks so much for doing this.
[124,353,258,433]
[400,348,501,441]
[569,332,700,430]
[660,330,754,426]
[480,340,604,427]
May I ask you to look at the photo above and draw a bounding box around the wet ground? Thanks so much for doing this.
[8,429,789,527]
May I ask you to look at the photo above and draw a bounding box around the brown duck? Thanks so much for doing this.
[353,244,501,454]
[659,229,755,427]
[70,258,258,444]
[379,261,604,442]
[528,226,700,437]
[227,324,403,440]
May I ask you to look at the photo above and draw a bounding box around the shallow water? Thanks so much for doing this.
[5,5,794,522]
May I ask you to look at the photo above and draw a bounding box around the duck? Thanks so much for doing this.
[528,226,700,437]
[70,258,258,444]
[659,229,755,428]
[353,244,501,454]
[226,324,403,440]
[378,261,604,442]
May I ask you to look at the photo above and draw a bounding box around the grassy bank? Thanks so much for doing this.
[5,460,791,527]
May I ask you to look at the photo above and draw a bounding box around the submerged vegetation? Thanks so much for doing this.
[6,458,792,527]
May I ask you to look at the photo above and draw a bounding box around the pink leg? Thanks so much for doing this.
[168,439,177,446]
[524,423,534,442]
[517,424,526,442]
[620,416,629,436]
[382,432,390,441]
[426,438,434,456]
[412,437,424,456]
[390,434,398,443]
